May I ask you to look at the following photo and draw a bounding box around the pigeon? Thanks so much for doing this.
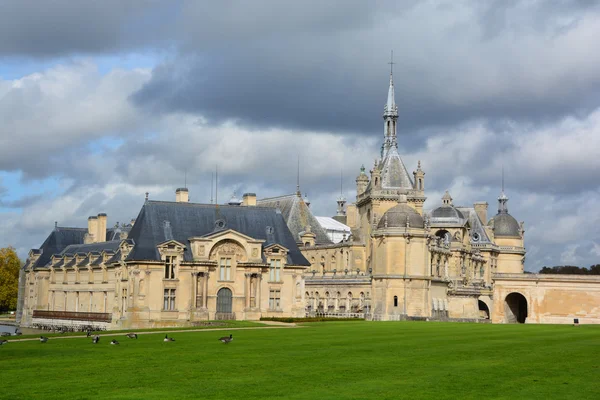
[92,335,100,344]
[40,336,49,343]
[218,334,233,344]
[110,339,119,345]
[164,334,175,342]
[126,333,138,339]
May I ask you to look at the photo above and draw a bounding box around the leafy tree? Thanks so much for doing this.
[0,247,21,311]
[589,265,600,275]
[539,265,600,275]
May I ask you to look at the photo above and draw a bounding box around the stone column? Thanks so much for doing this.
[190,272,197,310]
[256,273,262,311]
[244,273,251,308]
[203,272,209,310]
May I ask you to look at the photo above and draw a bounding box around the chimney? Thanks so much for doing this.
[242,193,256,206]
[86,216,98,244]
[474,202,488,224]
[97,213,107,243]
[176,188,189,203]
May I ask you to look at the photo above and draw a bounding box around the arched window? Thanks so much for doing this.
[393,296,398,307]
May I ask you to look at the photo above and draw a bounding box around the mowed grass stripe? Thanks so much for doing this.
[1,322,598,400]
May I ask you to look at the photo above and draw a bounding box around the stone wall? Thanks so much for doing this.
[493,273,600,324]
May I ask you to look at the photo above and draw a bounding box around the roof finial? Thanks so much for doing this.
[145,192,149,202]
[184,169,187,189]
[215,164,218,205]
[54,221,58,229]
[210,172,214,204]
[296,155,301,197]
[498,166,509,213]
[502,164,505,194]
[388,50,395,77]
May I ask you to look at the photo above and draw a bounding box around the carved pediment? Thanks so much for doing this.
[209,239,247,262]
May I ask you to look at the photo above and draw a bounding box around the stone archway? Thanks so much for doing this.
[478,300,490,319]
[505,292,527,323]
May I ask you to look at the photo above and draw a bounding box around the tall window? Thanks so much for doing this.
[163,289,176,310]
[219,258,231,280]
[393,295,398,307]
[269,289,281,310]
[269,259,281,281]
[164,256,176,279]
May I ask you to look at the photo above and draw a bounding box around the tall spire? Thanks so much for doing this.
[498,167,509,214]
[296,155,301,197]
[386,50,396,114]
[383,51,398,152]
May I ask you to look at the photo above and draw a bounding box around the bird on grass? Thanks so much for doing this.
[218,334,233,344]
[164,334,175,342]
[86,331,92,337]
[0,339,8,345]
[92,335,100,344]
[126,333,138,339]
[40,336,49,343]
[110,339,119,345]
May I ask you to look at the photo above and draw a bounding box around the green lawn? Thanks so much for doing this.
[1,322,599,399]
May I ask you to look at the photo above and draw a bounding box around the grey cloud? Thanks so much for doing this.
[131,1,600,141]
[0,1,173,57]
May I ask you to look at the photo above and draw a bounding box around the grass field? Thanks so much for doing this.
[1,321,599,399]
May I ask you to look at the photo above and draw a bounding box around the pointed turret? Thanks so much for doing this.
[442,191,453,206]
[356,165,369,195]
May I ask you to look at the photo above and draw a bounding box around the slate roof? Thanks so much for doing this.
[429,205,467,227]
[60,241,122,256]
[29,227,88,269]
[378,204,424,229]
[257,194,332,245]
[106,225,132,241]
[378,146,413,190]
[126,200,310,266]
[456,207,492,244]
[488,213,521,238]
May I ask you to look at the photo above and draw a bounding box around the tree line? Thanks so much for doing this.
[539,265,600,275]
[0,247,21,312]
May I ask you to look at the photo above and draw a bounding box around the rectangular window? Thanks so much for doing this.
[164,256,176,279]
[219,258,231,281]
[163,289,176,310]
[269,289,281,310]
[269,259,281,282]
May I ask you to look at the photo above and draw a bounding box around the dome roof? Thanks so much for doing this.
[489,213,520,237]
[378,204,424,229]
[430,205,464,223]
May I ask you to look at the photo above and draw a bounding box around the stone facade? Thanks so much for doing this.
[18,69,600,328]
[20,198,309,329]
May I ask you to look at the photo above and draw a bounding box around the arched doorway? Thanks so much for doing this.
[217,288,233,314]
[505,292,527,323]
[478,300,490,319]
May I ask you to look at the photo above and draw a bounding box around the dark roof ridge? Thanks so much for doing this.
[258,193,298,200]
[146,200,277,211]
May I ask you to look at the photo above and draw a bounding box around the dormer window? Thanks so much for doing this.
[164,255,176,279]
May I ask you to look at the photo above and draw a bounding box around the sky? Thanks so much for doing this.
[1,0,599,271]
